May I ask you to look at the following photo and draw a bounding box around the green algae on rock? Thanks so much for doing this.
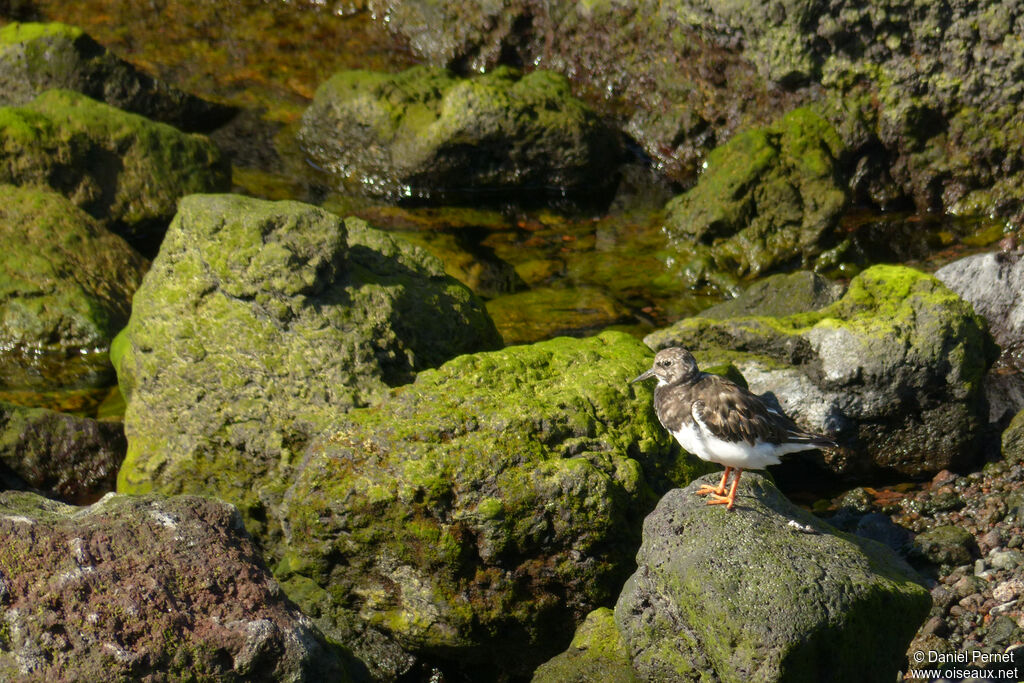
[614,473,930,682]
[0,22,234,131]
[646,265,998,479]
[662,107,849,289]
[0,184,147,390]
[298,65,623,200]
[114,194,500,541]
[274,331,702,679]
[486,286,632,347]
[531,608,641,683]
[0,89,229,254]
[0,491,349,682]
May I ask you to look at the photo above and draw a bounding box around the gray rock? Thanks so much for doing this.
[298,65,622,200]
[0,22,234,132]
[698,270,846,321]
[114,194,502,541]
[532,608,641,683]
[613,472,930,682]
[646,265,998,480]
[0,402,124,504]
[988,549,1024,572]
[0,491,351,682]
[935,251,1024,348]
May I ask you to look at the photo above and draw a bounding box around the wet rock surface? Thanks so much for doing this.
[0,184,147,390]
[0,401,124,503]
[299,65,623,201]
[0,491,348,682]
[609,473,929,681]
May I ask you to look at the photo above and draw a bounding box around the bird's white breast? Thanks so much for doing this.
[672,418,818,470]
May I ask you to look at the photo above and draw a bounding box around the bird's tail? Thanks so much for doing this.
[787,431,838,449]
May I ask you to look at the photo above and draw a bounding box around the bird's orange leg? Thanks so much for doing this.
[696,467,731,497]
[705,469,742,510]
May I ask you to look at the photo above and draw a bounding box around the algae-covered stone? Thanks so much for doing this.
[646,265,998,479]
[115,194,501,540]
[486,286,632,346]
[697,270,846,320]
[0,185,147,389]
[614,473,930,682]
[0,89,229,253]
[275,332,700,679]
[663,107,849,288]
[532,608,641,683]
[0,22,234,131]
[0,401,124,503]
[912,525,976,567]
[0,491,348,681]
[1004,410,1024,464]
[299,65,622,199]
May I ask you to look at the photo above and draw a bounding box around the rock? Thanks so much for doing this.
[486,286,631,346]
[0,89,229,254]
[1005,410,1024,463]
[988,549,1024,572]
[115,194,501,541]
[913,525,976,566]
[274,332,701,679]
[663,108,849,288]
[646,265,998,480]
[0,185,147,390]
[614,473,930,681]
[531,608,641,683]
[298,65,623,200]
[936,250,1024,422]
[992,578,1024,603]
[0,22,234,132]
[0,491,349,681]
[0,402,124,504]
[697,270,846,320]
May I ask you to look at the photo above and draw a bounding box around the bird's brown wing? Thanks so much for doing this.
[690,374,792,445]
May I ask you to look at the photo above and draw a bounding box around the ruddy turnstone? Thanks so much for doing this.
[631,346,837,510]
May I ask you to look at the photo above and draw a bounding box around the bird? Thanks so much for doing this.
[630,346,837,510]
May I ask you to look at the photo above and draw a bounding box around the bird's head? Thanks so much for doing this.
[630,346,700,386]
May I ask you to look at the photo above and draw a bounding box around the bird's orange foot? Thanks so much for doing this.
[695,484,727,497]
[704,493,736,510]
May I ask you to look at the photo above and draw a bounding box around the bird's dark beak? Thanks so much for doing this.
[629,368,655,384]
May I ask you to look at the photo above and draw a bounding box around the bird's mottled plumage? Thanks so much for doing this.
[631,346,836,509]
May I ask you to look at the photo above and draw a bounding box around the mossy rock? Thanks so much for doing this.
[0,184,148,389]
[614,472,930,682]
[532,608,641,683]
[1003,409,1024,464]
[645,265,998,480]
[0,22,233,131]
[0,89,229,254]
[662,107,849,289]
[698,271,846,320]
[274,331,704,679]
[298,65,623,200]
[486,286,632,347]
[115,194,501,543]
[912,525,976,567]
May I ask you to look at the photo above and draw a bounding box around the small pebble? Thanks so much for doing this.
[992,578,1024,603]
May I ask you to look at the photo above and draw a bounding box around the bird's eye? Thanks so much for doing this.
[658,360,671,367]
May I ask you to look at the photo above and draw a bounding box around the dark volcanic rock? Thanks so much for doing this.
[646,265,998,480]
[299,65,623,201]
[613,473,930,682]
[0,402,124,504]
[0,491,349,682]
[0,22,235,132]
[115,194,502,542]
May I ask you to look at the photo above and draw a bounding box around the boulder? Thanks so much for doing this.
[0,402,124,504]
[0,89,229,254]
[696,271,845,320]
[613,473,930,682]
[662,108,849,290]
[0,22,234,132]
[531,608,640,683]
[115,194,501,541]
[0,491,348,681]
[298,65,622,200]
[645,265,998,480]
[1004,410,1024,464]
[0,185,147,389]
[274,332,702,679]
